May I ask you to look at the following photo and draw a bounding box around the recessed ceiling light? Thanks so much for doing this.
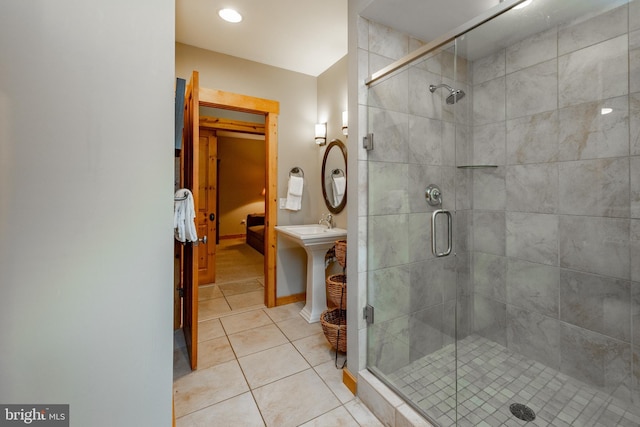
[218,8,242,23]
[513,0,532,9]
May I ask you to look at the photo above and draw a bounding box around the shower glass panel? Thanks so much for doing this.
[365,39,471,426]
[365,0,639,425]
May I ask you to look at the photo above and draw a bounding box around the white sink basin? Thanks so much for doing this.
[276,224,347,323]
[275,225,347,246]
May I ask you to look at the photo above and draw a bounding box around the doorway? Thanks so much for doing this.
[197,87,278,311]
[199,119,268,317]
[176,77,279,315]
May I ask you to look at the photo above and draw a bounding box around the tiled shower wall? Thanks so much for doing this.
[363,21,474,374]
[469,2,640,406]
[360,0,640,411]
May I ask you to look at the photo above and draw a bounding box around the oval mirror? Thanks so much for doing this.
[321,138,347,214]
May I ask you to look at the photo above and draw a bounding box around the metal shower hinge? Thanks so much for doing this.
[363,133,374,151]
[363,304,374,324]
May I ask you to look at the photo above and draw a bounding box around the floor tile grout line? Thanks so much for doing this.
[209,275,265,287]
[250,367,346,426]
[247,388,268,427]
[198,301,267,321]
[271,313,356,409]
[174,386,258,423]
[222,309,316,381]
[248,365,317,392]
[231,336,274,426]
[236,308,351,400]
[230,328,322,361]
[198,302,294,426]
[311,360,354,407]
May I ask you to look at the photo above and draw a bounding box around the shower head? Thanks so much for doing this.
[429,83,466,104]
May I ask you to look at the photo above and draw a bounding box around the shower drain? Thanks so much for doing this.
[509,403,536,422]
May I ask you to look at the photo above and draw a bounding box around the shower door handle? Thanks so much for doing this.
[431,209,452,257]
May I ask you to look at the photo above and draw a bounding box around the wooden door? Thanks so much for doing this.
[197,129,217,285]
[180,70,199,370]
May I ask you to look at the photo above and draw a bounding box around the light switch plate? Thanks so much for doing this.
[279,198,286,209]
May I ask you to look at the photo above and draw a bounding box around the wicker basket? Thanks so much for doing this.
[335,240,347,269]
[320,309,347,353]
[326,274,347,309]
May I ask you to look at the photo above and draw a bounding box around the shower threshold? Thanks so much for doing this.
[387,334,639,426]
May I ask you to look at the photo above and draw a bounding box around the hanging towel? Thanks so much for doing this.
[285,175,304,211]
[174,189,198,243]
[331,176,346,206]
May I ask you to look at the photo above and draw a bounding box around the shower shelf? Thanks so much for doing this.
[456,165,498,169]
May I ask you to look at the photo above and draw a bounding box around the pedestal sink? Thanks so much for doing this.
[276,225,347,323]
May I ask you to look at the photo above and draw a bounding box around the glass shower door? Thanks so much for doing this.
[365,41,470,426]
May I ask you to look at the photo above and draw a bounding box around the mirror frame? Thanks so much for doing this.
[321,138,347,214]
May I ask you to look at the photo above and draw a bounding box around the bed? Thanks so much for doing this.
[245,213,265,254]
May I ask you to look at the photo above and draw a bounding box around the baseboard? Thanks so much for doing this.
[276,292,306,306]
[343,367,357,395]
[220,234,246,240]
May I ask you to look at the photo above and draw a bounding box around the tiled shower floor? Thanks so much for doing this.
[387,335,640,427]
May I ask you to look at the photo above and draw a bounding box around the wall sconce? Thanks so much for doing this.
[342,111,348,136]
[315,123,327,146]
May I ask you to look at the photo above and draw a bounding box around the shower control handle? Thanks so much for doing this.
[425,184,443,206]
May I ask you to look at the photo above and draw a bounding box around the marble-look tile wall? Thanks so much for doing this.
[470,2,640,406]
[363,21,473,375]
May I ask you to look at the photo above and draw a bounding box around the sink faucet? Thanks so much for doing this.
[319,213,334,229]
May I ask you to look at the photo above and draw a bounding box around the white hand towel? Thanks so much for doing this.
[285,176,304,211]
[288,175,304,196]
[331,176,346,206]
[174,189,198,242]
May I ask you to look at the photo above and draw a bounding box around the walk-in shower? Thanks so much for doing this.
[429,83,466,104]
[363,0,639,425]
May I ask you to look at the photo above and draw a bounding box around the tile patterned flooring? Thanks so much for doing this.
[199,238,267,318]
[173,238,382,426]
[387,334,640,427]
[173,303,382,426]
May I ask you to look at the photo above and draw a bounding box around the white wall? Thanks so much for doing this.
[0,1,174,425]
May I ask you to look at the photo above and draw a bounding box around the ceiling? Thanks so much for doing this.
[176,0,620,77]
[175,0,348,77]
[175,0,500,77]
[359,0,500,45]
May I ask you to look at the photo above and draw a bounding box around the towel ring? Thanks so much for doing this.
[289,167,304,178]
[332,168,345,178]
[174,190,189,201]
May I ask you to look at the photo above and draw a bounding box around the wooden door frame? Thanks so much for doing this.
[198,87,278,308]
